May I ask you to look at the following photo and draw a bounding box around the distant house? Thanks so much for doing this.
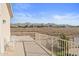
[0,3,13,53]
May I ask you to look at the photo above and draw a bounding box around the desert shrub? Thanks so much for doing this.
[59,33,69,40]
[54,33,69,56]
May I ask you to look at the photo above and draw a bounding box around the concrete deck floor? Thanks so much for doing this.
[1,36,49,56]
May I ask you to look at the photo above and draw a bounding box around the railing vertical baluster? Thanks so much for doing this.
[66,41,67,56]
[75,37,77,56]
[72,40,73,56]
[64,40,65,56]
[66,40,67,56]
[76,36,78,56]
[74,37,75,56]
[63,40,64,56]
[55,37,56,55]
[67,41,68,56]
[52,37,54,56]
[51,37,52,56]
[70,38,72,56]
[65,40,66,56]
[59,38,60,56]
[68,41,70,56]
[67,41,69,56]
[57,37,58,56]
[60,38,63,56]
[64,41,66,56]
[65,41,68,56]
[77,44,78,56]
[62,40,64,56]
[60,38,61,56]
[70,40,72,56]
[71,39,72,56]
[56,37,57,56]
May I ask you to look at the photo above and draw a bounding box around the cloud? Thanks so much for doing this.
[51,14,79,25]
[53,14,79,20]
[11,12,79,25]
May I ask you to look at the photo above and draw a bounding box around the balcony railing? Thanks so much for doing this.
[34,32,79,56]
[11,31,79,56]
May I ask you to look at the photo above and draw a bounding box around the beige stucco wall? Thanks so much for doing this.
[0,3,12,53]
[1,3,11,44]
[0,6,4,53]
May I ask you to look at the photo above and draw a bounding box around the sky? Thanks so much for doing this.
[11,3,79,26]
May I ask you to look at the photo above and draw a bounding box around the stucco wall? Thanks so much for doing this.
[0,4,5,53]
[0,3,11,45]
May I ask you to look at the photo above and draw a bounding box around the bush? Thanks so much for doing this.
[59,33,69,40]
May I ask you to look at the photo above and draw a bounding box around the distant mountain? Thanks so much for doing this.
[11,22,79,28]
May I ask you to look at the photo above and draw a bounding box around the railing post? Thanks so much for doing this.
[65,42,68,56]
[51,36,53,56]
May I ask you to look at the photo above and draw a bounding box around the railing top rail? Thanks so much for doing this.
[35,32,79,46]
